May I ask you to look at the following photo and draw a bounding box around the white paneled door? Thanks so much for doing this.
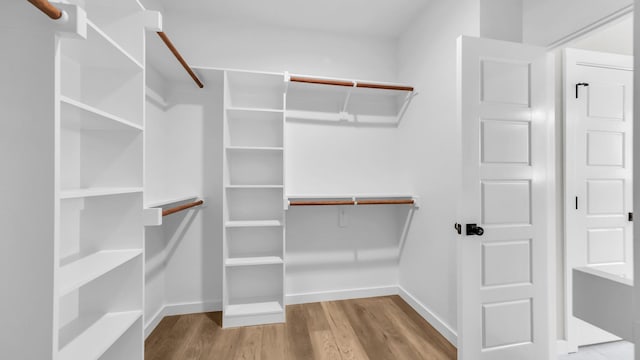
[564,48,633,349]
[457,36,551,360]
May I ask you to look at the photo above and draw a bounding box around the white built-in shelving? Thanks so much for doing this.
[222,70,286,328]
[55,1,149,358]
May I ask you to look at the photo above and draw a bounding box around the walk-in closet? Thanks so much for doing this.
[4,1,640,359]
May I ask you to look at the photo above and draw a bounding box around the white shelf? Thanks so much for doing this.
[60,96,143,132]
[60,187,143,199]
[58,311,141,360]
[225,256,283,267]
[225,301,283,317]
[226,146,284,152]
[225,220,283,228]
[227,107,284,114]
[145,195,198,208]
[59,250,142,295]
[226,185,284,189]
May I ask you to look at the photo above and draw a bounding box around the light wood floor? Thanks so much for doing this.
[145,295,456,360]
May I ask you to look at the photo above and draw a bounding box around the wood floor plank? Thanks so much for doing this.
[285,304,314,360]
[144,315,179,359]
[204,325,243,360]
[146,314,199,360]
[145,297,456,360]
[358,297,425,360]
[390,296,457,358]
[338,298,398,360]
[379,297,448,360]
[233,326,263,360]
[305,302,343,360]
[321,301,369,360]
[260,324,286,360]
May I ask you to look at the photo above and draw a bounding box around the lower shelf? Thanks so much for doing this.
[58,311,141,360]
[226,301,283,317]
[224,301,285,328]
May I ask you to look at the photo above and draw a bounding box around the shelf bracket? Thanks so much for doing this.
[396,91,418,127]
[341,81,356,114]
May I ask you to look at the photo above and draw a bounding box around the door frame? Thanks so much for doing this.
[544,7,635,355]
[563,47,634,351]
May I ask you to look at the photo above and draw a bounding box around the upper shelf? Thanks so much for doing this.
[285,73,416,126]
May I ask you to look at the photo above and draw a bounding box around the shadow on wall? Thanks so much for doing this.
[286,204,414,270]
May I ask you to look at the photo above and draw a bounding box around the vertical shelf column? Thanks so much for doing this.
[222,71,286,328]
[55,1,151,359]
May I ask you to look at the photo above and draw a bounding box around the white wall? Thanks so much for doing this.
[158,12,397,81]
[0,2,57,358]
[523,0,632,46]
[396,0,481,339]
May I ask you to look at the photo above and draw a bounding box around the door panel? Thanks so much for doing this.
[564,48,633,349]
[457,36,551,360]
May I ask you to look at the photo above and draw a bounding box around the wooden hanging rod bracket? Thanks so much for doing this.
[27,0,63,20]
[157,32,204,89]
[162,200,204,217]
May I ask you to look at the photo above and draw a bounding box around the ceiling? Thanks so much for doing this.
[153,0,430,38]
[571,15,633,55]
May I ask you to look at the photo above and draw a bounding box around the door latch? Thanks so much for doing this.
[575,83,589,99]
[454,223,462,235]
[629,212,633,222]
[466,224,484,236]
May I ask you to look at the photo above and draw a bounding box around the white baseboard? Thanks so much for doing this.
[144,300,222,338]
[286,285,398,305]
[398,286,457,346]
[557,340,570,355]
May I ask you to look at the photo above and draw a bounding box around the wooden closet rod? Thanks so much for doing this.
[162,200,204,217]
[290,200,356,206]
[157,32,204,89]
[27,0,62,20]
[289,199,415,206]
[357,199,415,205]
[356,82,414,92]
[289,75,414,92]
[290,76,354,87]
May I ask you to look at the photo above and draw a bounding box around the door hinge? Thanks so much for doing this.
[575,196,578,210]
[454,223,462,235]
[575,83,589,99]
[629,212,633,222]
